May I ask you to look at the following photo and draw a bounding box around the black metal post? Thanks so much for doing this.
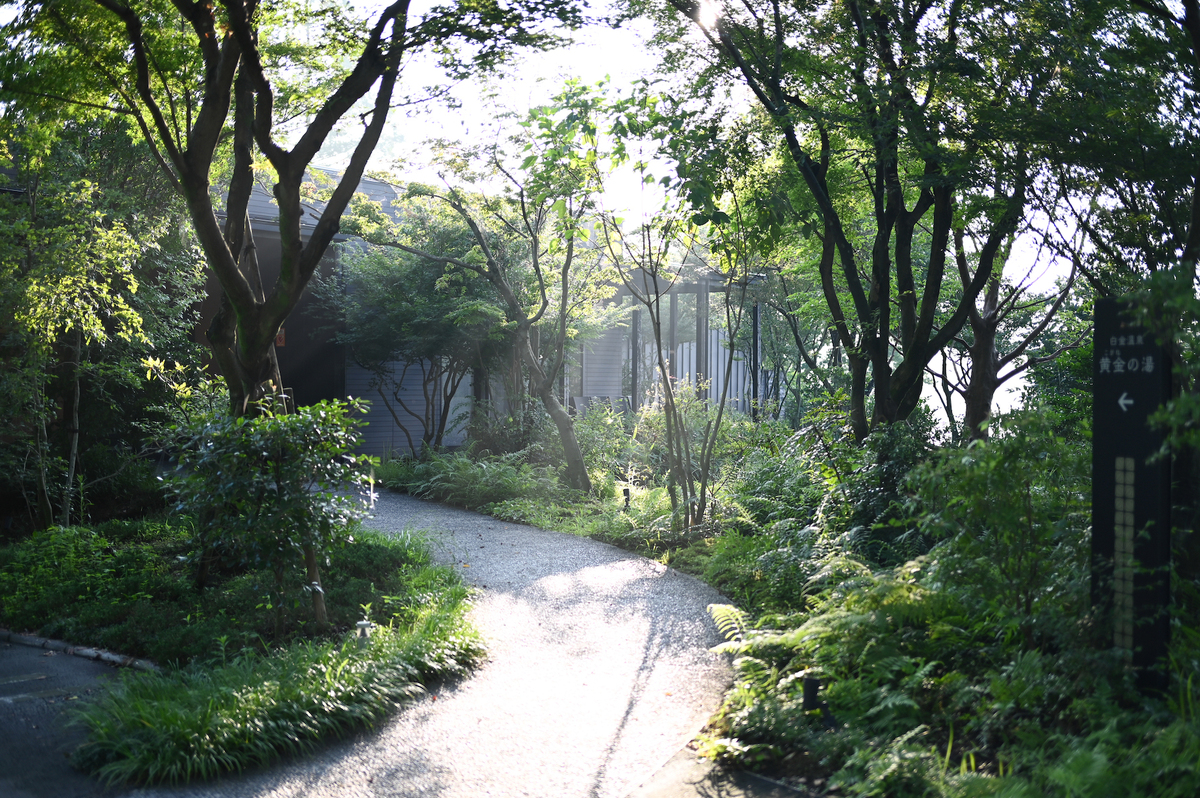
[751,302,760,420]
[630,306,640,412]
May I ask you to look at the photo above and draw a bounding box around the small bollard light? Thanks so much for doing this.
[356,620,372,648]
[803,676,839,730]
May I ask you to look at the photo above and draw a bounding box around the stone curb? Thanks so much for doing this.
[623,743,813,798]
[0,627,160,673]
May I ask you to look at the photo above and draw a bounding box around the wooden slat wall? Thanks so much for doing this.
[641,336,751,413]
[706,329,750,413]
[582,327,625,397]
[345,360,470,456]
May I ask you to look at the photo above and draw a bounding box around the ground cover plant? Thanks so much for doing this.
[696,414,1200,797]
[0,518,462,661]
[69,584,481,785]
[379,447,573,511]
[0,517,481,783]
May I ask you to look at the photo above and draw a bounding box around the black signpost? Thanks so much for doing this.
[1092,297,1172,691]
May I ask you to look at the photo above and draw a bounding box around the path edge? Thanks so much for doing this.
[0,627,160,673]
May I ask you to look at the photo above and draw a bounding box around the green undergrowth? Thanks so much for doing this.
[0,516,481,785]
[701,581,1200,798]
[377,448,578,511]
[71,600,481,785]
[377,446,746,552]
[0,518,458,666]
[694,416,1200,797]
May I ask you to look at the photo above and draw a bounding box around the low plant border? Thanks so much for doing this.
[69,604,484,785]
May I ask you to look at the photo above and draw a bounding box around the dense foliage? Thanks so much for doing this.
[0,517,482,785]
[701,416,1106,793]
[313,223,510,453]
[0,122,206,533]
[167,397,376,631]
[3,0,1200,794]
[0,518,461,665]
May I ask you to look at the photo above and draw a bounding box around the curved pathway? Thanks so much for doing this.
[21,492,731,798]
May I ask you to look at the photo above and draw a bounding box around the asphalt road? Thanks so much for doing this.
[0,492,732,798]
[0,640,121,798]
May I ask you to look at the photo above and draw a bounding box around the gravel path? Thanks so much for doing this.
[122,491,732,798]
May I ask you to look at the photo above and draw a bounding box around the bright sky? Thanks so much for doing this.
[310,2,668,219]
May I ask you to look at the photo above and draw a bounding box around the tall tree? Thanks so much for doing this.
[1127,0,1200,273]
[930,242,1083,440]
[1,0,581,414]
[344,84,617,491]
[1042,1,1199,295]
[632,0,1074,440]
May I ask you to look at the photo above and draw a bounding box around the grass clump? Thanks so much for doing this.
[71,591,481,785]
[378,448,573,510]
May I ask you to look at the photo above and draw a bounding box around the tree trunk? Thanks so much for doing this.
[963,329,1000,440]
[376,384,418,457]
[848,353,871,443]
[33,447,54,530]
[31,367,55,529]
[870,337,899,428]
[273,565,285,642]
[538,383,591,493]
[59,327,83,526]
[963,276,1003,440]
[695,284,750,528]
[304,544,329,632]
[521,328,591,492]
[206,287,285,417]
[435,367,467,449]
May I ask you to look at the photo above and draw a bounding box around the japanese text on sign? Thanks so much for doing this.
[1098,351,1155,375]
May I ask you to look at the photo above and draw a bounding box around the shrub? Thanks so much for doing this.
[727,438,822,530]
[575,403,638,484]
[726,400,938,560]
[908,412,1091,644]
[466,399,562,464]
[167,398,376,631]
[374,451,419,491]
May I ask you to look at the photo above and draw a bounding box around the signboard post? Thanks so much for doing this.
[1092,297,1172,691]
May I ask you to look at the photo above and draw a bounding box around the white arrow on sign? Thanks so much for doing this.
[1118,392,1134,412]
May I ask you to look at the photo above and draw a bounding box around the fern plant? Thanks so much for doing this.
[709,603,749,643]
